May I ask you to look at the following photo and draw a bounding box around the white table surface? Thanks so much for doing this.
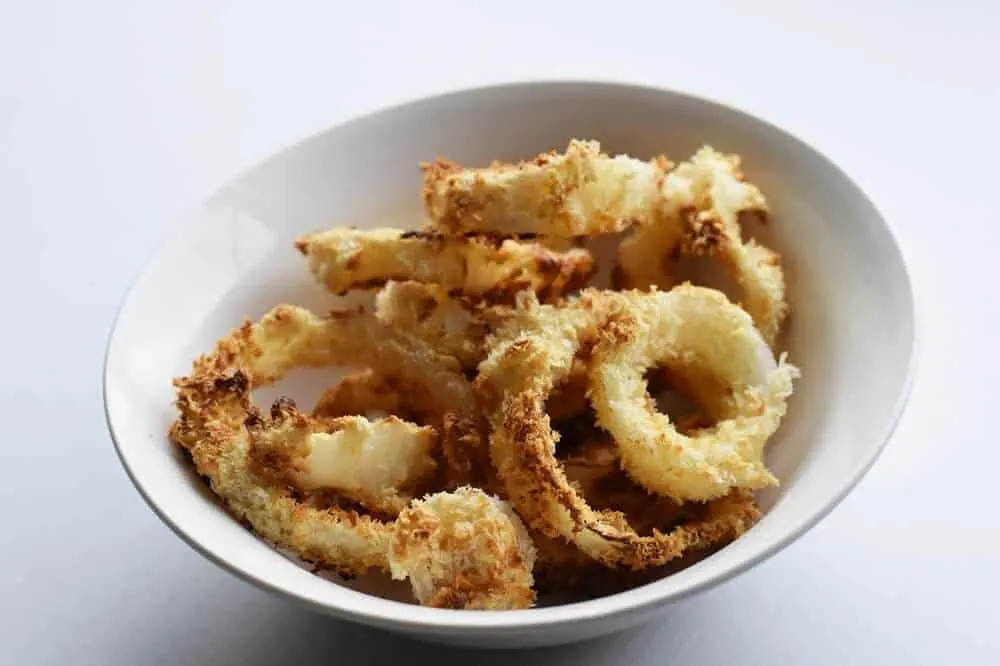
[2,1,998,663]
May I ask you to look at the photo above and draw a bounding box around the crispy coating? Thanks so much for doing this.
[295,227,594,301]
[388,487,537,609]
[617,146,787,346]
[589,287,799,501]
[475,288,770,569]
[170,304,476,574]
[422,140,671,237]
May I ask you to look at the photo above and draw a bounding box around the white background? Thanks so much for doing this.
[2,1,998,664]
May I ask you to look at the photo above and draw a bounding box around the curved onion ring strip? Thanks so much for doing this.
[389,487,537,609]
[295,227,594,301]
[170,304,474,574]
[588,287,798,501]
[422,140,671,237]
[476,288,769,568]
[617,147,786,346]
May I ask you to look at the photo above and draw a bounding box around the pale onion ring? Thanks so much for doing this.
[616,146,787,346]
[588,287,798,501]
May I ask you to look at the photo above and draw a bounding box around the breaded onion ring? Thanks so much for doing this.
[170,304,474,574]
[295,227,594,301]
[588,287,798,501]
[617,146,786,346]
[389,487,537,609]
[475,288,770,568]
[422,140,671,237]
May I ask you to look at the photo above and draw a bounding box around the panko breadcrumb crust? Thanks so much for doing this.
[389,487,536,609]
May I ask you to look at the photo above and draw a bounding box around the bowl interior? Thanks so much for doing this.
[106,82,914,638]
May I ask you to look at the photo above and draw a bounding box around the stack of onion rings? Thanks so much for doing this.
[170,138,798,608]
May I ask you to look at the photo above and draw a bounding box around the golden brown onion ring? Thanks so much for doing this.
[588,287,798,501]
[170,304,473,574]
[388,487,537,609]
[617,147,786,346]
[422,140,671,238]
[295,227,594,302]
[475,289,769,569]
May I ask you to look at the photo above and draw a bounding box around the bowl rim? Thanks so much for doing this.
[105,78,919,634]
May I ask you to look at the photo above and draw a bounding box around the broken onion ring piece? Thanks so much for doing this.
[389,487,537,609]
[617,146,786,346]
[295,227,594,301]
[422,140,671,237]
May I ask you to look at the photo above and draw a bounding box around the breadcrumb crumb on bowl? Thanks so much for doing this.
[105,80,916,648]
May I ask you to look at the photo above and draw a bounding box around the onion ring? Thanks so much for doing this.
[388,487,536,609]
[295,227,594,301]
[588,287,798,501]
[475,288,772,568]
[422,140,671,237]
[616,146,786,346]
[170,304,473,574]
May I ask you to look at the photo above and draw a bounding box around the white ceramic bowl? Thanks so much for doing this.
[105,81,916,649]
